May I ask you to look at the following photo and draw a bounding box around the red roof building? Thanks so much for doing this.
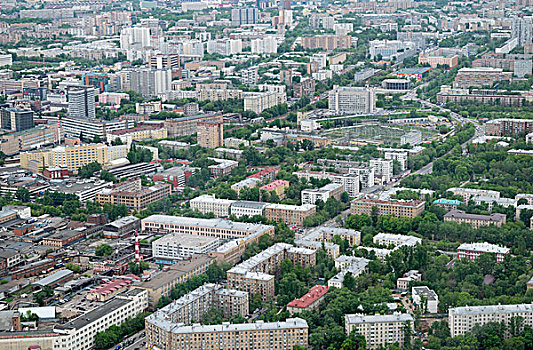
[86,276,138,302]
[247,168,279,184]
[287,285,329,314]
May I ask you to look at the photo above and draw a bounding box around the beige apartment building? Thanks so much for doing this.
[302,35,352,50]
[345,313,414,349]
[449,304,533,337]
[418,48,459,68]
[444,210,506,228]
[227,243,316,300]
[146,317,309,350]
[350,198,425,218]
[264,203,317,226]
[95,182,171,212]
[20,142,127,173]
[197,120,223,148]
[453,67,512,89]
[243,91,287,114]
[0,123,61,156]
[164,114,222,137]
[136,254,214,308]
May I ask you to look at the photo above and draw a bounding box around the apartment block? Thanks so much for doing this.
[53,289,148,350]
[230,201,268,218]
[373,233,422,247]
[287,285,329,315]
[231,7,258,26]
[61,116,134,141]
[418,48,460,68]
[369,159,393,184]
[329,256,369,288]
[444,210,506,228]
[248,168,279,184]
[449,304,533,337]
[485,118,533,136]
[345,313,414,350]
[412,286,439,314]
[142,215,275,241]
[106,126,168,147]
[396,270,422,290]
[0,107,33,132]
[136,254,214,308]
[227,243,316,300]
[264,203,317,226]
[146,317,308,350]
[153,234,221,264]
[350,198,425,218]
[457,242,510,262]
[301,35,352,50]
[330,173,360,197]
[453,67,512,89]
[328,86,376,115]
[197,120,223,148]
[164,114,222,137]
[20,143,127,173]
[293,78,316,98]
[231,178,262,196]
[260,179,289,199]
[0,123,61,156]
[437,91,526,107]
[145,283,247,336]
[384,151,408,171]
[67,85,96,119]
[190,194,236,217]
[244,91,287,114]
[301,183,343,205]
[95,181,171,212]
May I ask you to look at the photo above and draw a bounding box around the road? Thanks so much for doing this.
[110,331,146,350]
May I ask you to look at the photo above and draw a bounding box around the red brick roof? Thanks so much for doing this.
[287,285,329,309]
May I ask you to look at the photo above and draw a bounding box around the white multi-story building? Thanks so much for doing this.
[345,313,414,349]
[334,23,354,36]
[396,270,422,290]
[330,173,360,197]
[348,167,375,189]
[328,257,370,288]
[384,151,408,171]
[449,303,533,337]
[412,286,439,314]
[190,194,236,217]
[60,117,134,141]
[329,86,376,115]
[457,242,510,262]
[230,201,267,218]
[67,86,95,119]
[251,36,279,54]
[244,91,287,114]
[120,26,151,50]
[369,40,416,60]
[54,289,148,350]
[400,131,422,146]
[207,39,243,56]
[240,67,259,85]
[447,187,500,202]
[373,233,422,247]
[310,53,328,69]
[152,234,221,263]
[369,159,393,183]
[301,183,343,205]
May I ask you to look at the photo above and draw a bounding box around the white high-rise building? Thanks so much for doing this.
[251,36,279,54]
[120,26,152,50]
[207,39,242,56]
[511,16,533,46]
[129,69,172,97]
[231,7,259,26]
[328,86,376,115]
[67,86,95,119]
[369,159,393,183]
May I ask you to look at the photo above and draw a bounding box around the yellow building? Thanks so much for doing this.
[20,143,127,173]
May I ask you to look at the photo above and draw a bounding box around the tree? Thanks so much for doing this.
[65,263,81,273]
[15,187,30,202]
[78,162,102,178]
[343,272,356,290]
[95,244,113,257]
[341,192,350,203]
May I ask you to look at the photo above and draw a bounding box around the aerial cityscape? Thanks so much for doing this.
[0,0,533,349]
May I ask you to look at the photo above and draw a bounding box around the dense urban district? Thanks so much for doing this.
[1,0,533,350]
